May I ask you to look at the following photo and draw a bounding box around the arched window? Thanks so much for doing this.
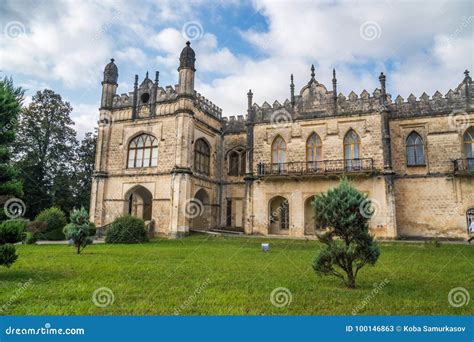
[344,129,360,171]
[229,151,239,175]
[271,136,287,172]
[195,139,210,175]
[465,127,474,170]
[306,133,322,171]
[241,151,246,174]
[406,132,425,166]
[127,134,158,168]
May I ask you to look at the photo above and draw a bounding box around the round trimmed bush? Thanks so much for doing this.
[0,244,18,268]
[0,219,28,244]
[105,215,148,244]
[35,207,67,240]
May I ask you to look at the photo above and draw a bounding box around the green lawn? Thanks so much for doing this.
[0,234,472,315]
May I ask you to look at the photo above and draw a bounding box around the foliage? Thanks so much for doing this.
[27,220,48,238]
[88,222,97,237]
[0,244,17,268]
[63,207,93,254]
[13,89,77,218]
[312,177,380,288]
[0,77,25,221]
[105,215,148,244]
[35,206,67,240]
[73,131,97,211]
[0,219,27,244]
[23,231,37,245]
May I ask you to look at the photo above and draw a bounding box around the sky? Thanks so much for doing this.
[0,0,473,138]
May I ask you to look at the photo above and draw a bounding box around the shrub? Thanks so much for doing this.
[105,215,148,244]
[63,207,93,254]
[312,177,380,288]
[35,207,67,240]
[0,244,18,268]
[0,219,27,244]
[27,220,48,239]
[88,222,97,237]
[23,231,37,245]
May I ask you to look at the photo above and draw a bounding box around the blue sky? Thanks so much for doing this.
[1,0,472,137]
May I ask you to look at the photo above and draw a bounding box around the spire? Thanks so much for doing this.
[179,41,196,71]
[103,58,118,85]
[379,72,388,107]
[145,71,149,79]
[332,68,337,101]
[247,89,253,110]
[290,74,295,106]
[132,75,138,120]
[154,71,159,86]
[310,64,315,81]
[464,70,471,102]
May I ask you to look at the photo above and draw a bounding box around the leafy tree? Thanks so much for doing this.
[312,177,380,288]
[73,131,96,211]
[14,89,77,218]
[63,207,93,254]
[0,77,24,221]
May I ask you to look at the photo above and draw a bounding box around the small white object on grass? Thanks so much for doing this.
[261,243,269,252]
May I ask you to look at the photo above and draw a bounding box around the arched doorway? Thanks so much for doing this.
[269,196,289,235]
[190,189,211,230]
[126,185,153,221]
[304,196,316,235]
[467,208,474,232]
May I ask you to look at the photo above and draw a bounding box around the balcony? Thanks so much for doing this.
[453,158,474,175]
[256,159,375,178]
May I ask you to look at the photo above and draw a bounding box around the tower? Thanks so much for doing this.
[169,42,197,238]
[100,59,118,109]
[177,41,195,96]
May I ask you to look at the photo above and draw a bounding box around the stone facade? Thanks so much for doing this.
[90,43,474,240]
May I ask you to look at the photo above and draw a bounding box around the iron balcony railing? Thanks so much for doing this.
[453,158,474,174]
[256,158,374,176]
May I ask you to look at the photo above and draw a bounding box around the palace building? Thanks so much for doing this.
[90,42,474,239]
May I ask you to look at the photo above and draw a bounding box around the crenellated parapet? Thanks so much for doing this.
[194,91,222,119]
[222,114,247,133]
[242,67,472,125]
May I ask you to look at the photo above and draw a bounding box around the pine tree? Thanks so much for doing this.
[312,177,380,288]
[0,77,24,221]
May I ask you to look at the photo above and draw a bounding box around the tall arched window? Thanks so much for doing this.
[306,133,322,171]
[464,127,474,170]
[195,139,210,175]
[229,151,239,175]
[344,129,360,171]
[406,132,425,166]
[271,136,287,172]
[127,134,158,168]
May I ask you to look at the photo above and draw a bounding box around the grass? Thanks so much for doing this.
[0,234,473,315]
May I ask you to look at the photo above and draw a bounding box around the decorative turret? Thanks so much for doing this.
[178,41,196,96]
[290,74,295,106]
[100,58,118,108]
[309,64,316,84]
[332,69,337,105]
